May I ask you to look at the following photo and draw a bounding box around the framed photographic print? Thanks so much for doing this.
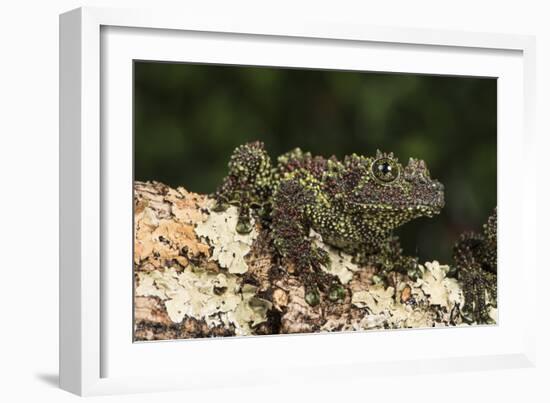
[60,6,537,396]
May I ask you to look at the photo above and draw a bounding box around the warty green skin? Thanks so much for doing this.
[214,141,445,304]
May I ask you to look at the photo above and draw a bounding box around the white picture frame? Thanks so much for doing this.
[59,6,537,396]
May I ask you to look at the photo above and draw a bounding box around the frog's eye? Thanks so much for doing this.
[372,158,399,183]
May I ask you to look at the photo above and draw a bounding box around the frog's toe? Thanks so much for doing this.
[304,287,320,306]
[311,246,330,268]
[236,216,253,234]
[212,200,230,212]
[328,284,346,302]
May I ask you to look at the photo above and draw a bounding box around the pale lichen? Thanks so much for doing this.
[351,284,395,314]
[228,284,273,335]
[311,229,360,284]
[135,265,271,335]
[347,261,464,330]
[195,206,258,274]
[414,261,464,311]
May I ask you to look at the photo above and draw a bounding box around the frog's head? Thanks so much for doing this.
[342,150,445,231]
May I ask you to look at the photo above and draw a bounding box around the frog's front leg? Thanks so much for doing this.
[272,179,323,268]
[213,141,273,234]
[235,200,253,234]
[213,185,254,234]
[272,179,340,305]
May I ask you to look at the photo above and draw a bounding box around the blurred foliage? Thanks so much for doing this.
[134,62,496,264]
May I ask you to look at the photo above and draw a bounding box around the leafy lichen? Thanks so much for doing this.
[348,261,464,330]
[135,265,271,335]
[415,261,464,312]
[311,229,360,285]
[195,206,258,274]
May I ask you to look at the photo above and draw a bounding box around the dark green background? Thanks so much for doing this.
[134,61,497,264]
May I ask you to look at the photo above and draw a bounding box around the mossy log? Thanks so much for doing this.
[134,181,478,341]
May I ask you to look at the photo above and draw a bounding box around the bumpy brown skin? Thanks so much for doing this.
[215,141,445,304]
[453,208,497,323]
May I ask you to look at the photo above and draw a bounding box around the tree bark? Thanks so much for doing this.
[134,181,472,341]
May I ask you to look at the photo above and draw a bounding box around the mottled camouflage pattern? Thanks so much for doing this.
[453,208,497,323]
[214,141,445,304]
